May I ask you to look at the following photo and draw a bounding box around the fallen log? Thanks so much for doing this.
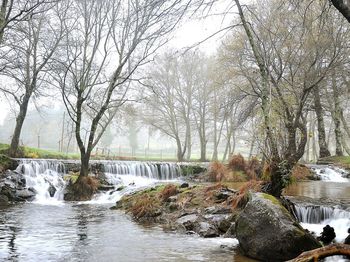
[288,243,350,262]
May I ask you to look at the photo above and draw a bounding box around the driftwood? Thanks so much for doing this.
[288,244,350,262]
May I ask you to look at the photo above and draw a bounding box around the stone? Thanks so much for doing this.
[0,194,9,206]
[223,223,236,238]
[98,184,115,191]
[180,182,189,188]
[15,189,36,201]
[176,214,199,231]
[344,228,350,245]
[198,222,219,238]
[48,184,57,197]
[318,225,336,244]
[236,193,321,261]
[204,206,232,214]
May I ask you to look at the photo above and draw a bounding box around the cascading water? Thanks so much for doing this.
[310,165,349,182]
[16,159,66,204]
[295,204,350,242]
[91,161,182,203]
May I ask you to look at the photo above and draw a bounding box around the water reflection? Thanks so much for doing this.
[284,181,350,199]
[0,204,237,262]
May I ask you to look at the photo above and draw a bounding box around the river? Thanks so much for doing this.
[0,160,349,261]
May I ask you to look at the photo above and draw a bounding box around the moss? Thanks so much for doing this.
[260,193,294,218]
[64,172,79,183]
[180,165,206,176]
[0,154,17,172]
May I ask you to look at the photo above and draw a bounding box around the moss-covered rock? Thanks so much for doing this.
[236,193,321,261]
[0,154,18,173]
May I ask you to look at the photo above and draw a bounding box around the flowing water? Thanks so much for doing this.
[0,159,241,261]
[1,159,350,261]
[285,165,350,244]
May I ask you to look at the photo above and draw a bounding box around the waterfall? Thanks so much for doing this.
[90,161,182,204]
[103,161,182,180]
[310,165,349,182]
[295,205,350,224]
[16,159,66,204]
[295,204,350,242]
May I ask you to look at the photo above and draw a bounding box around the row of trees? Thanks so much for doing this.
[1,0,350,197]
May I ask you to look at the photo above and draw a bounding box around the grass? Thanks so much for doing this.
[0,143,80,159]
[319,155,350,167]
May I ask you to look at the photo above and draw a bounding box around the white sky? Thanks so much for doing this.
[0,2,235,125]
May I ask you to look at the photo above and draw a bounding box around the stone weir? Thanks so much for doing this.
[12,158,207,178]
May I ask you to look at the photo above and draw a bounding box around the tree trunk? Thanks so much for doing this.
[287,243,350,262]
[79,152,90,177]
[185,122,191,160]
[176,137,184,162]
[332,73,343,156]
[8,95,30,157]
[200,135,207,162]
[313,86,331,158]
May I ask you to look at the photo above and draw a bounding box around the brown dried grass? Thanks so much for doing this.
[208,161,229,182]
[159,184,178,202]
[232,180,262,209]
[129,194,160,219]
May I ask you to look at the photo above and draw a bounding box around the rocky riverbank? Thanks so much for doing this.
[113,181,322,261]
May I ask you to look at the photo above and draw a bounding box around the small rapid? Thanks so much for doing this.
[15,159,183,205]
[310,165,349,182]
[16,159,66,204]
[294,204,350,242]
[92,162,182,203]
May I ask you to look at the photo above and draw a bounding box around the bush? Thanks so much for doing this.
[159,184,178,202]
[228,154,246,171]
[223,171,247,182]
[291,164,311,181]
[232,180,262,209]
[129,194,161,220]
[208,161,229,182]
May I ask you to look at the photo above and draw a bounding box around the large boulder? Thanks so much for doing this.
[236,193,321,261]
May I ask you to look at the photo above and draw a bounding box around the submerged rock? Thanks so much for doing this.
[236,193,321,261]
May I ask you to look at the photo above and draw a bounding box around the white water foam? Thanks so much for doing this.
[88,162,182,204]
[295,205,350,242]
[311,166,349,182]
[16,159,66,205]
[15,159,183,205]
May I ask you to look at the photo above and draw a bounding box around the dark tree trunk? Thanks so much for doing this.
[313,86,331,158]
[79,152,90,177]
[176,137,184,162]
[8,94,30,157]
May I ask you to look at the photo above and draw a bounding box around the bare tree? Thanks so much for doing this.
[0,0,57,44]
[0,1,66,156]
[232,0,347,196]
[51,0,192,198]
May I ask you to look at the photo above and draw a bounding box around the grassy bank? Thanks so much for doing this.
[318,156,350,169]
[0,143,80,159]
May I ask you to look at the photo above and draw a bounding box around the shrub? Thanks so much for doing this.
[228,154,246,171]
[291,164,311,181]
[208,161,229,182]
[129,194,161,220]
[232,180,262,209]
[262,162,271,181]
[159,184,178,202]
[223,171,247,182]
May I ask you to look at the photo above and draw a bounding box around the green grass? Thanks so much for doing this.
[0,143,79,160]
[318,155,350,166]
